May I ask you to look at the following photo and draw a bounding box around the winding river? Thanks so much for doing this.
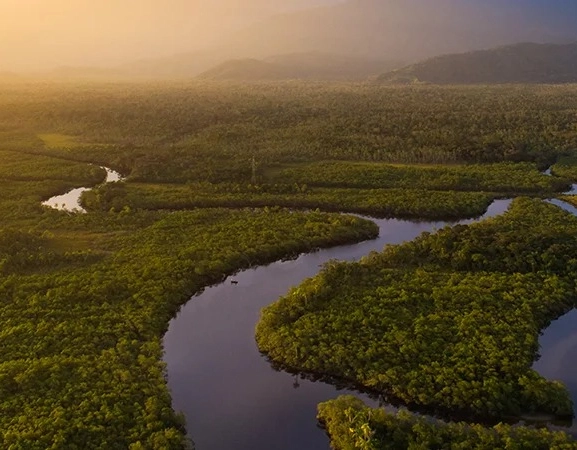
[164,195,577,449]
[162,199,529,450]
[43,168,577,448]
[42,167,122,213]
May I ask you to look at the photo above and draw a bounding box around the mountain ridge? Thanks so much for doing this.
[197,52,402,81]
[7,0,577,80]
[378,42,577,84]
[214,0,577,63]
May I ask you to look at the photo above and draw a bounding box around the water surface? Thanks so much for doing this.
[42,167,123,213]
[163,200,512,450]
[534,310,577,432]
[39,163,577,447]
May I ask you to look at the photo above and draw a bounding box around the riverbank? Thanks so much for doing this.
[256,198,577,447]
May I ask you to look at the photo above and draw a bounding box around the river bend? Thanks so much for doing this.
[41,166,577,448]
[163,200,516,449]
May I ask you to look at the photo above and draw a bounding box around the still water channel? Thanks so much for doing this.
[42,169,577,448]
[533,198,577,435]
[163,200,529,450]
[42,167,122,213]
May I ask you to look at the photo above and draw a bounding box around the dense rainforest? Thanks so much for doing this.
[2,83,577,175]
[0,153,377,448]
[1,81,577,448]
[256,199,577,419]
[318,396,577,449]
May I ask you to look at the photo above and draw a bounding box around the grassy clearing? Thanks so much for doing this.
[38,133,87,149]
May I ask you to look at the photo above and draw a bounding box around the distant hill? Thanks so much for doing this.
[378,42,577,84]
[263,53,402,80]
[197,59,287,81]
[116,50,227,79]
[214,0,577,65]
[62,0,577,81]
[14,0,577,80]
[197,53,401,81]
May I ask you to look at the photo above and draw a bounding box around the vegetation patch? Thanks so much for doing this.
[552,156,577,182]
[0,207,377,449]
[257,198,577,420]
[83,182,496,220]
[267,161,568,193]
[0,149,105,184]
[318,396,577,450]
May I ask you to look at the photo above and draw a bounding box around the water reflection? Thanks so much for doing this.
[42,167,123,213]
[42,187,91,213]
[548,198,577,216]
[534,288,577,437]
[104,168,122,183]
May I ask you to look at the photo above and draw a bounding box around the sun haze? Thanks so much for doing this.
[1,0,575,74]
[0,0,336,71]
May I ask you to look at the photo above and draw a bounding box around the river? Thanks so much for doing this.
[163,201,521,450]
[42,167,577,448]
[42,167,122,213]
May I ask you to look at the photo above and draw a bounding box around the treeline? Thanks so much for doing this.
[269,161,569,193]
[256,199,577,421]
[0,149,105,184]
[0,205,377,448]
[318,396,577,450]
[552,156,577,182]
[82,182,496,220]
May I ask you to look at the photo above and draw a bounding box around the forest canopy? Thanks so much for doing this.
[1,81,577,448]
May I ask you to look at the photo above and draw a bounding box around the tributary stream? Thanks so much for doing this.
[42,166,122,213]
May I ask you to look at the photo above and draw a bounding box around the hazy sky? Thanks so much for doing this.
[0,0,335,70]
[0,0,574,71]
